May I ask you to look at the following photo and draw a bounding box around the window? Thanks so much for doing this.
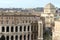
[28,34,30,40]
[31,34,33,40]
[28,26,29,31]
[31,26,33,31]
[11,26,13,32]
[24,35,26,40]
[20,26,22,31]
[6,36,9,40]
[15,35,18,40]
[34,34,37,39]
[11,36,13,40]
[26,20,27,23]
[24,26,26,31]
[15,26,18,32]
[2,26,5,32]
[6,26,9,32]
[20,35,22,40]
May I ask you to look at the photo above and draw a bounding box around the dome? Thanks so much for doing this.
[44,3,55,9]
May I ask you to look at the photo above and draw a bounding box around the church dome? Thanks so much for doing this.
[44,3,55,9]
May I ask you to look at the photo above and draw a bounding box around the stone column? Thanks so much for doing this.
[38,21,43,40]
[30,25,31,32]
[22,25,24,32]
[26,25,28,32]
[9,26,11,32]
[14,35,15,40]
[18,35,19,40]
[14,26,15,32]
[26,34,28,40]
[18,26,19,32]
[5,35,6,40]
[9,36,11,40]
[22,34,24,40]
[0,26,2,32]
[5,26,6,32]
[32,25,34,31]
[30,34,31,40]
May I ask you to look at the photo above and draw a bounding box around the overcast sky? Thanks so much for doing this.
[0,0,60,8]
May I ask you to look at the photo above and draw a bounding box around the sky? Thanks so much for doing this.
[0,0,60,8]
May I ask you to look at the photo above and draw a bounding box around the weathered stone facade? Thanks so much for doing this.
[0,15,40,40]
[0,3,57,40]
[52,21,60,40]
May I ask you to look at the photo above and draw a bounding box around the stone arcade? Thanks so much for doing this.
[0,3,56,40]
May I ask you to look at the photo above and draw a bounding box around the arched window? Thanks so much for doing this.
[15,35,18,40]
[6,26,9,32]
[31,34,33,40]
[15,26,18,32]
[28,34,30,40]
[24,35,26,40]
[20,35,22,40]
[11,26,13,32]
[6,36,9,40]
[20,26,22,31]
[28,26,29,31]
[11,36,13,40]
[31,26,33,31]
[24,26,26,31]
[2,26,5,32]
[26,20,27,23]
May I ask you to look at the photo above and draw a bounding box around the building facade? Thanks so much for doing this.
[0,14,41,40]
[52,21,60,40]
[0,3,56,40]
